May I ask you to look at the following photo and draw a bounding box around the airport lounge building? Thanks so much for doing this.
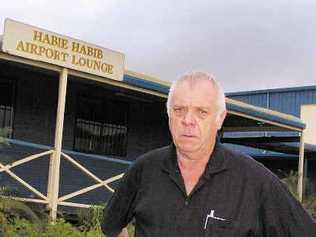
[0,19,314,218]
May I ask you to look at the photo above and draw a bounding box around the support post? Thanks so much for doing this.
[297,131,305,202]
[47,68,68,221]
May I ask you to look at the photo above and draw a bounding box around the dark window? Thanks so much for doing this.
[74,96,128,157]
[0,81,15,137]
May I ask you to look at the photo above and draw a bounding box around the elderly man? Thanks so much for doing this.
[102,72,316,237]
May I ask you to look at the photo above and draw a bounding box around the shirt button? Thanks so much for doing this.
[185,200,189,206]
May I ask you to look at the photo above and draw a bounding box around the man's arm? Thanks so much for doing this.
[101,163,140,237]
[260,178,316,236]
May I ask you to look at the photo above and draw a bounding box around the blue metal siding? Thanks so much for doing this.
[228,86,316,117]
[225,86,315,148]
[227,85,316,96]
[269,90,316,116]
[227,93,268,108]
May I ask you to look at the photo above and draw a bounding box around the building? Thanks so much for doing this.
[226,87,316,193]
[0,19,309,218]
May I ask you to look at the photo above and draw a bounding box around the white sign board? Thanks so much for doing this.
[301,104,316,145]
[2,19,125,81]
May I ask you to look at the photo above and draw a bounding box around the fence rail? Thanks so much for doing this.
[0,138,127,214]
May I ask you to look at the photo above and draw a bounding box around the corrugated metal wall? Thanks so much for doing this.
[228,93,268,108]
[269,89,316,116]
[227,86,316,116]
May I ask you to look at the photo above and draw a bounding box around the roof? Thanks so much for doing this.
[225,98,305,131]
[227,84,316,96]
[123,70,170,94]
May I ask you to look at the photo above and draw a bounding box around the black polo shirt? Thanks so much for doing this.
[102,142,316,237]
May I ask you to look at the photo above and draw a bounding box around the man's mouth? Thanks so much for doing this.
[182,134,196,138]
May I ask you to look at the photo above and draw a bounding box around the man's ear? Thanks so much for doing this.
[216,110,227,130]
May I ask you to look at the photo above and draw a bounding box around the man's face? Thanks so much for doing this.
[168,79,226,156]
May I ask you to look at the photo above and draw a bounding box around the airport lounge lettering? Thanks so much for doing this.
[15,30,113,74]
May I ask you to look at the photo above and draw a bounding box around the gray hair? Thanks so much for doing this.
[166,71,226,116]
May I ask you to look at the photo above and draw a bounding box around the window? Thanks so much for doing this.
[0,81,15,138]
[74,96,128,157]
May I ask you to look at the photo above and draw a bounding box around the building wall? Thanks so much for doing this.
[1,62,170,161]
[227,86,316,116]
[13,72,58,146]
[228,92,268,108]
[269,89,316,116]
[126,100,170,159]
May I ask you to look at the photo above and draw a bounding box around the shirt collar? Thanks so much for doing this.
[160,141,229,177]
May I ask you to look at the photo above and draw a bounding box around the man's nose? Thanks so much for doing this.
[182,111,196,126]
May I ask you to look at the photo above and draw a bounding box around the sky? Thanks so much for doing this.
[0,0,315,92]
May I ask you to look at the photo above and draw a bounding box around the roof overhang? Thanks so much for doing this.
[224,98,305,132]
[222,136,316,159]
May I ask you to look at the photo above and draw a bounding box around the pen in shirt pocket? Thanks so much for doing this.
[204,210,226,229]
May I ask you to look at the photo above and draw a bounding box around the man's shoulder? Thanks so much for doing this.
[219,144,279,183]
[140,145,173,159]
[132,145,173,168]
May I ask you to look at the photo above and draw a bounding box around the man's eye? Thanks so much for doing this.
[199,110,208,117]
[173,107,184,113]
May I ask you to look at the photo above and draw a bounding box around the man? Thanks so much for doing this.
[102,71,316,236]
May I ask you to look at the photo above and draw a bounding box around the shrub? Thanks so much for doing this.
[4,218,41,237]
[0,186,45,227]
[44,219,84,237]
[77,205,104,233]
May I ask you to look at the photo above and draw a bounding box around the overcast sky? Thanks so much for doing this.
[1,0,315,92]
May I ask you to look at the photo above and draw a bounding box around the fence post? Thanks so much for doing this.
[47,68,68,221]
[298,131,305,202]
